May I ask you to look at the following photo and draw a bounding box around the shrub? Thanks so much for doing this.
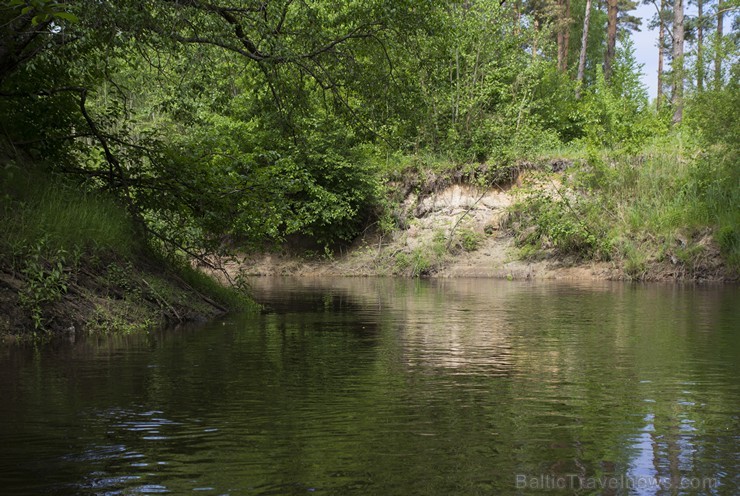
[511,185,610,260]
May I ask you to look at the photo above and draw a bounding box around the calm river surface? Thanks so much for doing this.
[0,278,738,495]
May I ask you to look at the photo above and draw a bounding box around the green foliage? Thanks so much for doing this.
[685,81,740,153]
[410,249,433,278]
[459,228,484,252]
[579,41,663,152]
[450,227,484,253]
[6,0,78,25]
[531,66,585,142]
[512,185,610,259]
[177,265,258,313]
[717,225,740,267]
[1,160,256,337]
[618,238,648,280]
[393,252,410,272]
[392,229,449,277]
[104,261,141,299]
[18,239,70,332]
[514,133,739,274]
[1,0,737,284]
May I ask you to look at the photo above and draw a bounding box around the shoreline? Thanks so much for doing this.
[224,233,737,284]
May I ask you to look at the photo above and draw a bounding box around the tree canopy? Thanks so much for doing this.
[1,0,737,259]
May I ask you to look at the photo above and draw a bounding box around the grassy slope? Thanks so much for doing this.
[503,135,739,280]
[239,138,737,281]
[0,159,256,341]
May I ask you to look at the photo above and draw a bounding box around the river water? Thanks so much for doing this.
[0,278,738,495]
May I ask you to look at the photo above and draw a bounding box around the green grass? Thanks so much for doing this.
[605,136,739,267]
[1,162,258,336]
[177,264,259,312]
[527,142,589,163]
[1,164,136,259]
[378,150,458,178]
[513,134,740,272]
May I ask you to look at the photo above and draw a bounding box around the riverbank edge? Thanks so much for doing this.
[230,159,739,284]
[0,151,256,343]
[231,239,738,283]
[0,253,247,343]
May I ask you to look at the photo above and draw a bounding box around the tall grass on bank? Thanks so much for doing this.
[1,163,257,335]
[513,135,740,272]
[1,163,142,332]
[177,264,258,312]
[603,136,739,267]
[1,164,136,259]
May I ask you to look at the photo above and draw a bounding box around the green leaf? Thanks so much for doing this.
[54,12,79,23]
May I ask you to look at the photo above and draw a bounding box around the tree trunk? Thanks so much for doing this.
[563,0,571,71]
[671,0,684,124]
[604,0,619,81]
[715,0,724,89]
[556,0,571,72]
[452,2,460,125]
[557,0,565,70]
[656,0,665,109]
[697,0,704,91]
[576,0,592,98]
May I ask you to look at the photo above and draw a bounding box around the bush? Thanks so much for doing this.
[18,239,70,332]
[511,184,610,260]
[685,82,740,152]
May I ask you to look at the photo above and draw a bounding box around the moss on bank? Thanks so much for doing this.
[0,159,257,342]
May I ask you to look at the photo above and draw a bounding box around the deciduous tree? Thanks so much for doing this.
[576,0,593,97]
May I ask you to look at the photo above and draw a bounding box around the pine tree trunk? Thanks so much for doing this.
[715,0,724,89]
[556,0,571,72]
[563,0,571,71]
[657,0,665,109]
[697,0,704,91]
[604,0,618,81]
[672,0,685,124]
[576,0,592,98]
[557,0,565,70]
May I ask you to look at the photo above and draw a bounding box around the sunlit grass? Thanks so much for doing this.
[594,134,739,268]
[512,133,739,271]
[1,165,136,258]
[177,264,259,312]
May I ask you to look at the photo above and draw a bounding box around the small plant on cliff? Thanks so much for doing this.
[18,240,70,332]
[410,249,432,277]
[458,228,484,252]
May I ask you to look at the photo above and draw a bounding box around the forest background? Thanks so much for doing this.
[0,0,738,335]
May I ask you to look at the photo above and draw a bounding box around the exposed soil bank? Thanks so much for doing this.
[236,237,618,280]
[233,168,737,283]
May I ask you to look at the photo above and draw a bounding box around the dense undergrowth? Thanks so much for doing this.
[361,77,739,280]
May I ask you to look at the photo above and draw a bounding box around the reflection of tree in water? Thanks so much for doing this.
[1,278,736,494]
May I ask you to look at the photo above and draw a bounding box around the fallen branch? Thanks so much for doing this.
[141,277,182,322]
